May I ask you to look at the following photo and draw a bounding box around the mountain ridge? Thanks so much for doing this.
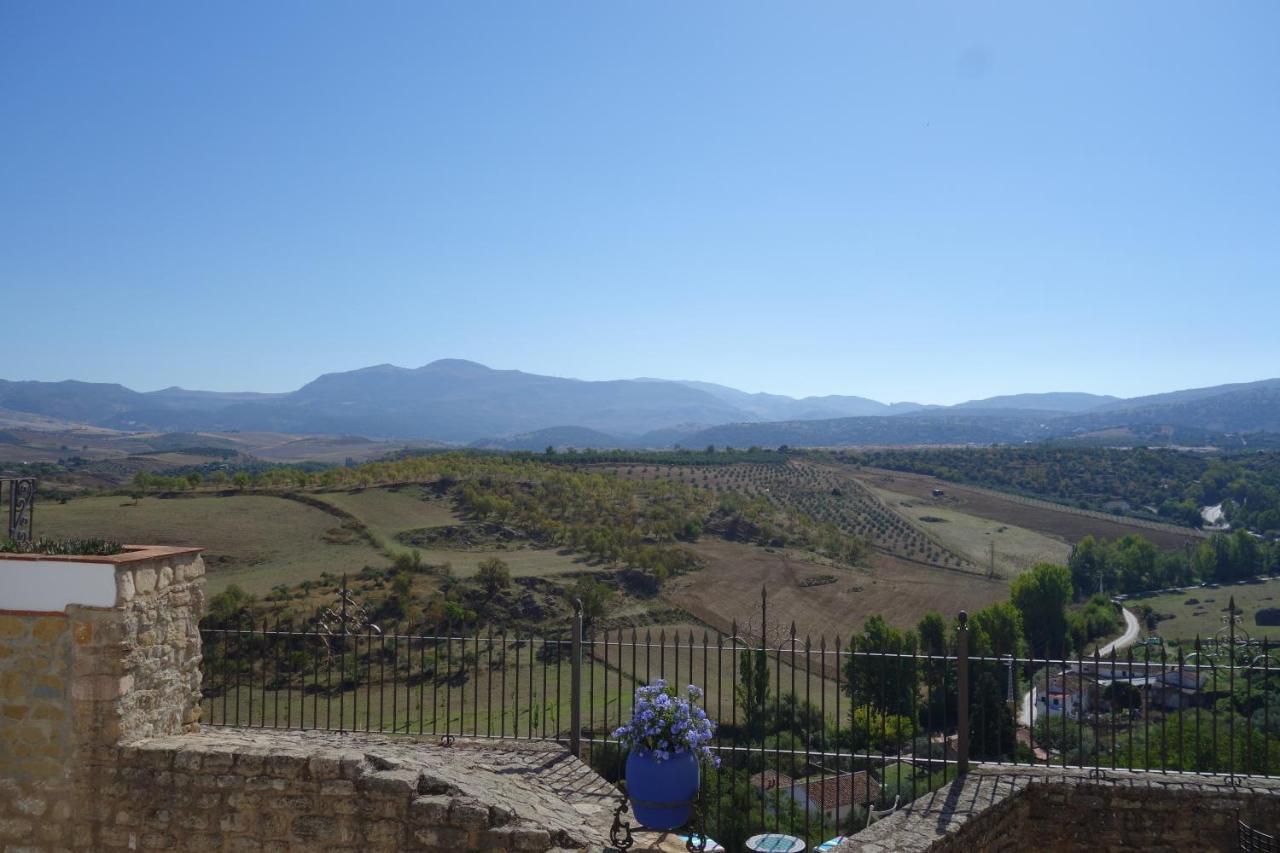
[2,361,1279,448]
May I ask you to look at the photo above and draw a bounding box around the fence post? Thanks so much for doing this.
[956,611,970,776]
[571,598,583,759]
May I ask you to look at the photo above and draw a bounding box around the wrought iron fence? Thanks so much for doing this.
[1,477,35,544]
[200,592,1280,849]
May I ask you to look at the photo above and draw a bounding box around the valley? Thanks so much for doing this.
[29,449,1243,647]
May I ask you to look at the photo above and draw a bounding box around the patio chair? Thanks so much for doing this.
[865,795,900,829]
[1239,817,1280,852]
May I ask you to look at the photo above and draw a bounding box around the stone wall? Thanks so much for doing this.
[842,766,1280,852]
[0,612,73,782]
[94,730,614,852]
[0,546,205,850]
[0,611,75,847]
[0,546,617,852]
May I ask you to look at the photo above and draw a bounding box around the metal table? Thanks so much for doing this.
[745,834,805,853]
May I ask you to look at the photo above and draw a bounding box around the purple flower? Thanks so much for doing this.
[611,679,718,765]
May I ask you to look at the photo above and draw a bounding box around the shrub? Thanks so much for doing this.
[0,536,124,556]
[476,556,511,595]
[1255,608,1280,627]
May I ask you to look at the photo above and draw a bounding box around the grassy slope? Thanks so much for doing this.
[864,484,1072,578]
[313,486,595,579]
[313,487,457,553]
[39,487,599,595]
[665,539,1007,639]
[38,494,388,595]
[1124,578,1280,643]
[853,467,1200,550]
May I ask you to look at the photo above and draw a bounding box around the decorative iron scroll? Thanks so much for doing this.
[316,575,381,655]
[605,781,708,853]
[607,786,635,852]
[3,478,35,544]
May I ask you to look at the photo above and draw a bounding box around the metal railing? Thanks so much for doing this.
[0,477,35,544]
[200,594,1280,848]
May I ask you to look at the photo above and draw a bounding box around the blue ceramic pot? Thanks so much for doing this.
[626,749,700,830]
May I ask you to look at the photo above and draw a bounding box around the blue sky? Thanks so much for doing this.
[2,2,1277,404]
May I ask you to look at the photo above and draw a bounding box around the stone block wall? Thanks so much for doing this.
[0,612,75,847]
[0,612,73,782]
[0,546,205,850]
[842,766,1280,852]
[112,551,205,743]
[87,731,615,852]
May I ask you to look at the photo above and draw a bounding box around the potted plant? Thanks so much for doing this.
[611,679,718,830]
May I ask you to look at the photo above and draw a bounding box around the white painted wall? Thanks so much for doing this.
[0,559,117,612]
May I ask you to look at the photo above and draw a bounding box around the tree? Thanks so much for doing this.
[917,612,951,727]
[476,557,511,595]
[968,601,1024,657]
[1068,536,1106,597]
[1113,535,1157,591]
[232,472,252,490]
[571,577,615,633]
[380,572,415,622]
[968,669,1016,759]
[1010,563,1073,658]
[1228,529,1262,580]
[393,550,424,573]
[917,612,947,656]
[203,585,256,628]
[737,637,770,740]
[844,615,918,717]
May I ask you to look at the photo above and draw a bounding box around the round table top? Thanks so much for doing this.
[745,833,806,852]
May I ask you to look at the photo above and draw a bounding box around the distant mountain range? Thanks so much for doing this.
[3,360,1279,450]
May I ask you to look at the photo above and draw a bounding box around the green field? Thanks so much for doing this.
[38,494,390,595]
[1125,578,1280,643]
[865,484,1073,579]
[419,547,593,579]
[202,627,850,745]
[37,488,602,596]
[312,487,458,553]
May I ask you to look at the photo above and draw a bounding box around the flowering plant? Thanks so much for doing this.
[612,679,719,766]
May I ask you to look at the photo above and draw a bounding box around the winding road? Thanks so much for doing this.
[1017,606,1141,726]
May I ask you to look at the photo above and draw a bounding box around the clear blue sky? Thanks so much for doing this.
[2,2,1278,404]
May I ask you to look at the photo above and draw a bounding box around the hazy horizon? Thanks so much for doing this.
[3,2,1278,403]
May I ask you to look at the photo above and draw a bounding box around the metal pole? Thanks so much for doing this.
[570,598,583,759]
[957,611,970,776]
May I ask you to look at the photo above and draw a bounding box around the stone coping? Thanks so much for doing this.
[0,544,203,564]
[839,766,1280,852]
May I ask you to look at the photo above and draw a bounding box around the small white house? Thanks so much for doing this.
[1035,676,1095,718]
[1148,669,1209,711]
